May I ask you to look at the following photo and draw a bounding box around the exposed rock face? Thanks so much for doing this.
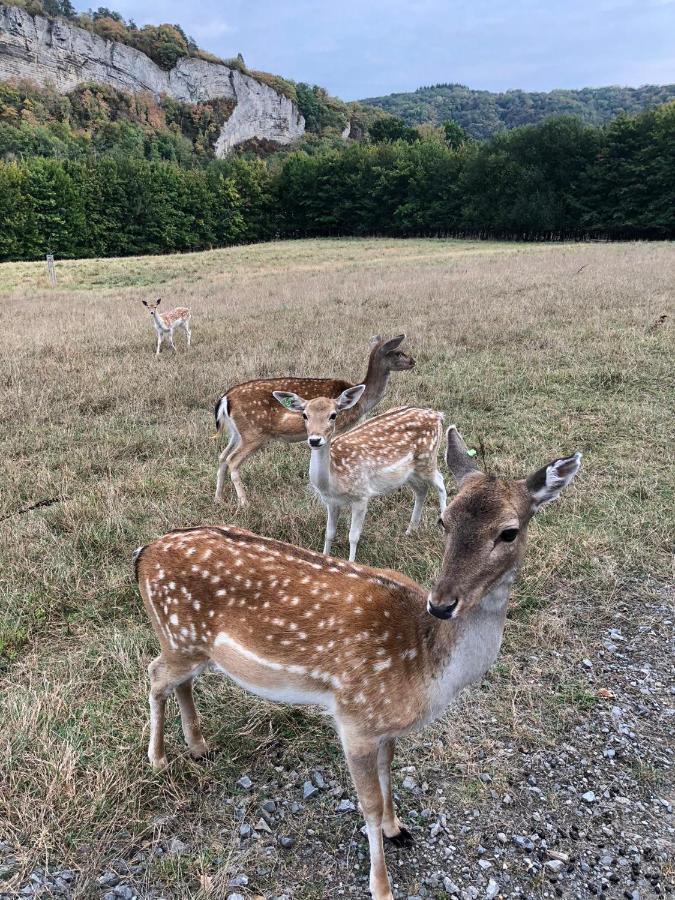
[0,2,305,154]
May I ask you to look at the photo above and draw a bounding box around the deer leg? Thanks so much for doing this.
[215,434,240,502]
[174,676,208,758]
[378,738,413,845]
[169,329,176,353]
[147,654,205,770]
[223,436,267,507]
[432,469,447,513]
[348,501,368,562]
[323,502,341,556]
[185,323,191,348]
[155,333,162,356]
[342,735,393,900]
[406,477,429,535]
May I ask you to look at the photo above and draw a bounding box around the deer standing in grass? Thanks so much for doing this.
[136,427,581,900]
[213,335,415,506]
[272,385,447,560]
[142,299,192,355]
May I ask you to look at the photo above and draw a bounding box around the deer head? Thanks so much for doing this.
[272,385,366,447]
[142,298,161,314]
[369,334,416,372]
[427,426,582,620]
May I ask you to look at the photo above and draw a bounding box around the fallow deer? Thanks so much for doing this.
[213,335,415,506]
[272,385,447,560]
[135,427,581,900]
[142,299,192,355]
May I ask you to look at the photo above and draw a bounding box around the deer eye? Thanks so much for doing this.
[329,412,337,420]
[500,528,519,543]
[302,412,308,420]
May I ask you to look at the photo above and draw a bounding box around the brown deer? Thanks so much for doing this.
[213,335,415,506]
[135,427,581,900]
[272,385,447,560]
[142,299,191,355]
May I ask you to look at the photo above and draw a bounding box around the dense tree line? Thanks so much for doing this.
[0,103,672,261]
[362,82,675,139]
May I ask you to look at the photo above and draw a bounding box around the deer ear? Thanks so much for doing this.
[337,384,366,410]
[445,425,478,484]
[142,300,148,307]
[526,453,582,511]
[272,391,306,413]
[380,334,405,353]
[369,334,382,346]
[156,298,161,305]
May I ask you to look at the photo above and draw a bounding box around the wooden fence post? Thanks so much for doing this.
[46,254,56,286]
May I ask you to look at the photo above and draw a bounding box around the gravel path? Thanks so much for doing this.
[2,595,672,900]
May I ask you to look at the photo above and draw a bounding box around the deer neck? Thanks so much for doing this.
[308,441,332,496]
[422,568,516,723]
[360,353,391,414]
[152,311,168,331]
[333,355,391,433]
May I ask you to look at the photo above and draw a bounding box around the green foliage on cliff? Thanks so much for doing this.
[361,82,675,139]
[0,80,234,160]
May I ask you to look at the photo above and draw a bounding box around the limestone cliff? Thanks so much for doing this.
[0,2,305,154]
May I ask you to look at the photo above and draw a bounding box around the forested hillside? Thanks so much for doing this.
[361,83,675,138]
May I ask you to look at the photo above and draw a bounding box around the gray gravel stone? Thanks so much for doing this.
[303,781,319,800]
[168,837,188,854]
[545,859,564,873]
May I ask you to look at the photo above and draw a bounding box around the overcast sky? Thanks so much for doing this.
[76,0,675,99]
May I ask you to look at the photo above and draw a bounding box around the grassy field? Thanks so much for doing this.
[0,238,673,898]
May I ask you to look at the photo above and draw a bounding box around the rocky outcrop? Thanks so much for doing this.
[0,2,304,154]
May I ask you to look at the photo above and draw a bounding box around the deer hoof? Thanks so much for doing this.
[150,755,168,772]
[384,826,414,847]
[189,741,210,760]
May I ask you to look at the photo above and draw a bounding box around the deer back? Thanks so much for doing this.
[136,526,437,733]
[330,406,444,493]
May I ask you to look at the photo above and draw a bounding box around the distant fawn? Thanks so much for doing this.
[142,299,191,355]
[273,385,447,560]
[136,427,581,900]
[214,335,415,506]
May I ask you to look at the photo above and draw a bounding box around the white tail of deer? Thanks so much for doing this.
[272,386,447,560]
[213,334,415,506]
[136,427,581,900]
[142,298,191,355]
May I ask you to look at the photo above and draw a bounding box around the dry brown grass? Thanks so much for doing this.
[0,238,673,897]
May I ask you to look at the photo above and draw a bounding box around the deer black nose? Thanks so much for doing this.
[308,436,324,448]
[426,592,460,620]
